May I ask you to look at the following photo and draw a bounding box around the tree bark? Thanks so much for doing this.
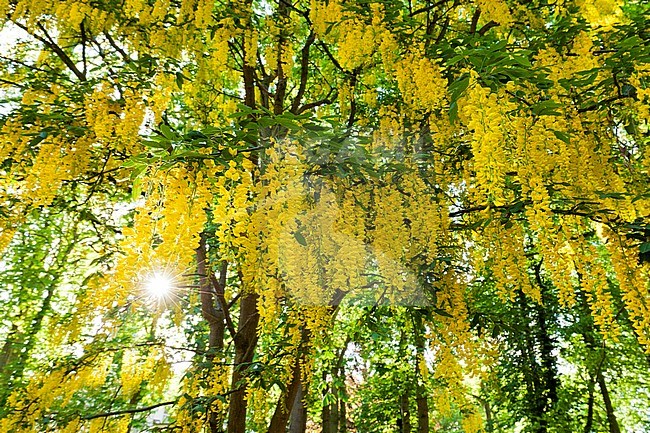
[338,375,347,433]
[415,385,428,433]
[268,326,310,433]
[584,374,595,433]
[226,292,260,433]
[289,381,307,433]
[196,236,227,433]
[400,391,411,433]
[197,236,225,355]
[576,285,622,433]
[596,370,621,433]
[322,388,332,433]
[414,326,429,433]
[268,357,304,433]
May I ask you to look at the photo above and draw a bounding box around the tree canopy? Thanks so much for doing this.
[0,0,649,432]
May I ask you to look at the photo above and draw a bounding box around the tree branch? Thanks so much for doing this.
[409,0,448,17]
[12,21,87,81]
[210,266,237,339]
[82,401,176,420]
[470,8,481,34]
[477,20,498,36]
[291,32,315,113]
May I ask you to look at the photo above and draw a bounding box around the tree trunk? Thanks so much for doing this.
[400,391,411,433]
[414,327,429,433]
[268,356,303,433]
[338,380,347,433]
[289,382,307,433]
[196,237,225,356]
[481,397,493,433]
[268,325,310,433]
[596,370,621,433]
[196,237,226,433]
[584,374,595,433]
[322,376,332,433]
[415,386,429,433]
[329,390,339,433]
[227,292,260,433]
[576,286,622,433]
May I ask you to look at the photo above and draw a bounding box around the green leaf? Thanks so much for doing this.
[175,71,184,89]
[552,130,570,144]
[294,231,307,246]
[639,242,650,254]
[143,139,170,149]
[159,124,176,140]
[449,100,459,124]
[449,76,470,102]
[531,100,562,116]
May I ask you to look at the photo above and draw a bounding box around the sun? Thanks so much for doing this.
[143,270,175,300]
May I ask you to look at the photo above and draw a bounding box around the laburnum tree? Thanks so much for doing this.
[0,0,649,432]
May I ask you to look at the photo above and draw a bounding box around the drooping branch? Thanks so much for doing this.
[12,20,87,81]
[82,401,176,420]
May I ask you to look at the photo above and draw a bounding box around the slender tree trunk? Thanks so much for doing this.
[322,374,333,433]
[338,374,347,433]
[329,388,339,433]
[584,374,595,433]
[414,327,429,433]
[575,285,622,433]
[482,397,493,433]
[400,391,411,433]
[596,370,621,433]
[268,357,304,433]
[416,385,429,433]
[322,377,339,433]
[227,292,260,433]
[197,237,225,355]
[196,237,227,432]
[268,326,310,433]
[0,324,19,373]
[516,289,545,433]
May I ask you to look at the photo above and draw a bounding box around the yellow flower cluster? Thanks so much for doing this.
[85,84,145,155]
[602,227,650,350]
[337,20,376,70]
[310,0,344,38]
[630,65,650,125]
[428,270,487,431]
[395,54,447,113]
[481,217,537,302]
[311,0,386,70]
[460,79,513,205]
[536,32,599,86]
[578,0,623,30]
[372,184,416,302]
[476,0,514,26]
[0,352,114,432]
[23,137,73,207]
[574,240,620,339]
[102,166,212,310]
